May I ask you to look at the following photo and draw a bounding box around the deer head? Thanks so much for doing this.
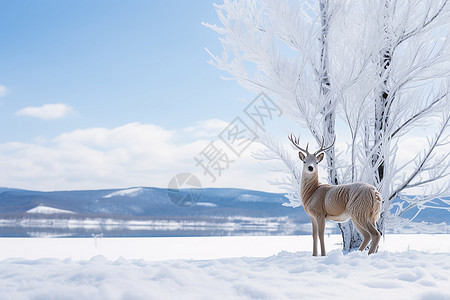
[288,134,336,174]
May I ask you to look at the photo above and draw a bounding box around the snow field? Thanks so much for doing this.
[0,235,449,300]
[0,234,449,261]
[0,250,449,300]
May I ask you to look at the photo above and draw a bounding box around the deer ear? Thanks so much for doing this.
[316,153,324,163]
[299,152,306,162]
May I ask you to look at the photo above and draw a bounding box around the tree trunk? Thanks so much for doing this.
[318,0,360,252]
[319,0,339,186]
[338,1,394,250]
[377,211,386,235]
[373,46,391,185]
[338,220,363,252]
[324,111,339,185]
[371,0,393,235]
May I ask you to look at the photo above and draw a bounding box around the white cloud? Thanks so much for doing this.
[0,85,8,97]
[0,122,282,193]
[183,119,230,138]
[16,103,73,120]
[0,119,440,195]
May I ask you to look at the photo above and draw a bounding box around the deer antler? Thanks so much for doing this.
[288,133,310,155]
[314,135,336,155]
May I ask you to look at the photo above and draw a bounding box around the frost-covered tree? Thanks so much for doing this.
[204,0,450,251]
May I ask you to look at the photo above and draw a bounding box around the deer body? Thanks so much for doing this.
[290,134,381,256]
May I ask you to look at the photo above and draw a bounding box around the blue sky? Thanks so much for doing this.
[0,0,273,191]
[0,1,435,193]
[0,0,253,142]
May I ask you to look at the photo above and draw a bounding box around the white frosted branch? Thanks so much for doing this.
[390,114,450,199]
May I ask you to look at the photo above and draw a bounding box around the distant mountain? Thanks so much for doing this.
[0,187,309,237]
[0,187,448,237]
[0,187,302,219]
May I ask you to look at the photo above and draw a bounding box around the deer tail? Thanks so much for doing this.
[372,189,382,224]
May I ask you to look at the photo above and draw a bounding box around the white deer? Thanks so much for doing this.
[289,134,382,256]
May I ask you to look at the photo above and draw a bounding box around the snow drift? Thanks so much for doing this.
[0,250,448,300]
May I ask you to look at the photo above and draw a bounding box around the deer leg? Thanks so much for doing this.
[316,216,326,256]
[366,222,381,255]
[310,217,318,256]
[353,220,371,252]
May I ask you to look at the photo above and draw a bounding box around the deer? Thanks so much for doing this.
[288,134,382,256]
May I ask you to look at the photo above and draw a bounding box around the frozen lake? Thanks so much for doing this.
[1,234,449,261]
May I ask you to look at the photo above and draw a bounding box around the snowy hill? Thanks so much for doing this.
[102,188,144,198]
[27,205,74,215]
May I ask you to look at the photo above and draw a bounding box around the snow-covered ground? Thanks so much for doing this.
[0,235,449,299]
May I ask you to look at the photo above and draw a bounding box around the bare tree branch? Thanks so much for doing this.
[390,93,447,139]
[390,115,450,200]
[399,0,448,43]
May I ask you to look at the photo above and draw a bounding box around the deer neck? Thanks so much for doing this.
[300,171,320,206]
